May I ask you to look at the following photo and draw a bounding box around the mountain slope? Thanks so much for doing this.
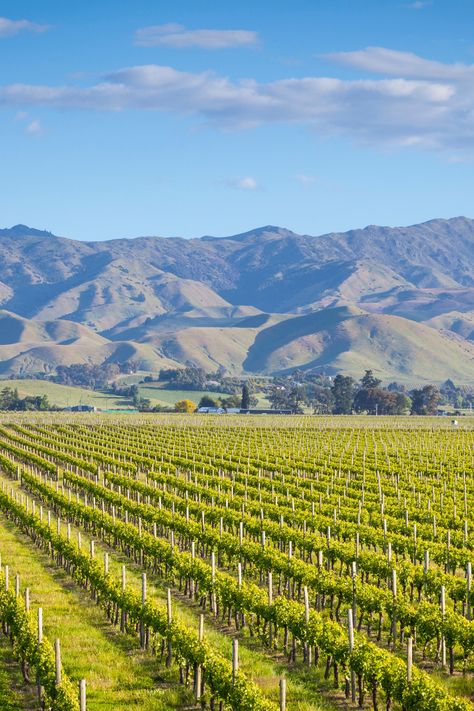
[1,218,474,381]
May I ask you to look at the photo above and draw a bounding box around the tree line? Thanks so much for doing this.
[0,387,53,411]
[268,370,442,415]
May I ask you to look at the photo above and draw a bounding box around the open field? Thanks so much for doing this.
[0,380,131,410]
[0,379,263,411]
[0,413,474,710]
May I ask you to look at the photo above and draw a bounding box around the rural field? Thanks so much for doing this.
[0,413,473,711]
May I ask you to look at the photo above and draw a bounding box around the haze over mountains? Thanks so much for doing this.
[1,218,474,382]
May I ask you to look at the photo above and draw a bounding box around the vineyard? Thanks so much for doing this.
[0,414,473,710]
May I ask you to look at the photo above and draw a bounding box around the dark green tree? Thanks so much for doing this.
[361,369,382,389]
[410,385,440,415]
[331,375,355,414]
[198,395,218,408]
[241,383,250,410]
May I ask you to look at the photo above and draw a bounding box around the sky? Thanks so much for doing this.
[1,0,474,241]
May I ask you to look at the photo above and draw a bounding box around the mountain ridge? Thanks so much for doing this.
[1,217,474,382]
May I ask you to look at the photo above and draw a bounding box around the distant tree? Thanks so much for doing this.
[175,399,197,413]
[0,387,19,410]
[0,387,54,411]
[241,383,251,410]
[159,368,181,381]
[410,385,440,415]
[331,375,355,414]
[308,385,334,414]
[54,363,121,389]
[361,370,382,390]
[220,394,242,409]
[198,395,218,408]
[393,392,412,415]
[387,382,406,393]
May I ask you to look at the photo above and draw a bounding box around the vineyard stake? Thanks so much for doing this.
[79,679,86,711]
[279,677,287,711]
[55,638,61,685]
[232,638,238,685]
[347,608,356,703]
[407,637,413,683]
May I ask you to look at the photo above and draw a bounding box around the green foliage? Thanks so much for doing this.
[331,375,356,414]
[0,386,52,411]
[198,395,218,408]
[411,385,441,415]
[0,572,79,711]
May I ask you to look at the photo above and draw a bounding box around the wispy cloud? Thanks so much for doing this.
[225,176,260,190]
[0,48,472,153]
[295,174,317,186]
[0,16,50,37]
[134,23,258,49]
[25,119,42,135]
[405,1,431,9]
[326,46,474,80]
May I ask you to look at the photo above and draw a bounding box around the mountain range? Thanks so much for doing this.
[1,217,474,382]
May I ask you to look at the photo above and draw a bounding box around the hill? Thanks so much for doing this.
[1,218,474,381]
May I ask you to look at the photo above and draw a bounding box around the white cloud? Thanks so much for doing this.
[296,174,316,185]
[134,23,258,49]
[25,119,42,135]
[0,48,473,152]
[226,176,260,190]
[327,46,474,81]
[0,17,50,37]
[405,1,431,8]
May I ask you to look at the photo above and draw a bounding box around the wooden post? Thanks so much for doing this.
[4,565,8,591]
[24,588,30,612]
[195,615,204,699]
[268,571,273,645]
[391,565,398,645]
[279,678,287,711]
[467,562,472,620]
[441,585,446,669]
[347,609,356,702]
[90,540,95,559]
[77,531,81,550]
[37,607,43,644]
[351,561,357,628]
[79,679,86,711]
[55,639,61,685]
[15,573,19,598]
[121,566,126,631]
[166,588,172,667]
[103,552,109,575]
[232,639,238,685]
[304,585,311,665]
[210,551,216,614]
[407,637,413,682]
[140,573,146,648]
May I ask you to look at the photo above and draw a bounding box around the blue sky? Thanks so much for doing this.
[1,0,474,241]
